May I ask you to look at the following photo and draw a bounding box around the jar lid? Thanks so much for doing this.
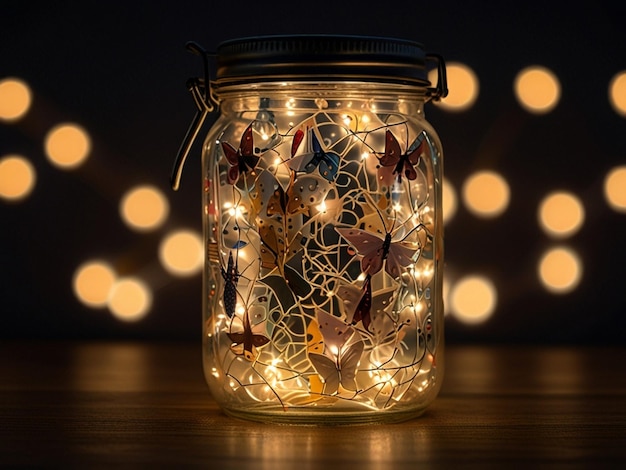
[215,35,431,87]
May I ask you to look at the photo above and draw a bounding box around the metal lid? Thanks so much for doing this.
[215,35,431,87]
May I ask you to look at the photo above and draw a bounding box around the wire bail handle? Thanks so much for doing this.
[425,53,448,102]
[170,42,217,191]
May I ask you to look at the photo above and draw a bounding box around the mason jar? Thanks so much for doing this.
[172,35,448,424]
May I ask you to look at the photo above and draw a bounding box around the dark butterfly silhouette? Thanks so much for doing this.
[221,251,239,318]
[307,310,364,395]
[289,128,340,181]
[227,307,270,362]
[221,124,260,184]
[352,275,372,331]
[336,226,419,280]
[377,130,426,185]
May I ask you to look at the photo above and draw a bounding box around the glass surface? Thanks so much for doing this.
[202,87,444,424]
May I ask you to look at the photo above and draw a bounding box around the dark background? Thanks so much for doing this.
[1,1,625,344]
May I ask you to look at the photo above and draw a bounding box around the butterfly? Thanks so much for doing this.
[227,307,270,362]
[289,128,340,182]
[253,171,291,272]
[221,124,260,184]
[338,277,397,334]
[336,226,420,280]
[307,310,364,395]
[377,130,427,185]
[221,251,239,318]
[351,275,373,332]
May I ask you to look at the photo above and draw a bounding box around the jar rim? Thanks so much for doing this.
[215,35,431,87]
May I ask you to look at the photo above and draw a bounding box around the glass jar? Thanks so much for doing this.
[172,35,448,424]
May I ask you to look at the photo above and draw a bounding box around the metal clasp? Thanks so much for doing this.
[425,53,448,102]
[170,42,218,190]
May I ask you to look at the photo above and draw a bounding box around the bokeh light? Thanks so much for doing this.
[462,170,510,218]
[608,71,626,117]
[449,275,497,324]
[442,178,457,224]
[44,123,91,169]
[604,165,626,212]
[0,77,32,122]
[107,277,152,322]
[538,191,585,238]
[514,66,561,114]
[73,261,117,308]
[0,155,36,201]
[430,62,479,111]
[538,246,582,294]
[159,229,203,277]
[120,185,169,232]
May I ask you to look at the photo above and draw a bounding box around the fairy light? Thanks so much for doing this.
[317,200,327,213]
[604,165,626,212]
[538,246,582,294]
[120,185,169,232]
[0,154,36,201]
[159,229,203,277]
[462,170,510,218]
[608,71,626,117]
[107,277,152,322]
[73,260,117,308]
[412,264,433,281]
[0,77,32,122]
[450,275,497,324]
[538,191,585,238]
[514,66,561,114]
[44,123,91,169]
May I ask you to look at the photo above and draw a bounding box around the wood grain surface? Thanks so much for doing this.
[1,342,625,468]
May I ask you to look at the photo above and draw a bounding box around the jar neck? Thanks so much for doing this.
[213,82,427,116]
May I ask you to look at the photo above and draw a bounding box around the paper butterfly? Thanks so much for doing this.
[350,275,373,332]
[221,124,260,184]
[289,128,340,182]
[227,307,270,362]
[336,226,419,279]
[307,310,364,395]
[221,251,239,318]
[338,278,398,334]
[377,130,426,185]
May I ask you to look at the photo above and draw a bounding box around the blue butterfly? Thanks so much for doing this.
[288,128,340,182]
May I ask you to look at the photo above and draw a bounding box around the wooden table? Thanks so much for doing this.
[1,341,625,468]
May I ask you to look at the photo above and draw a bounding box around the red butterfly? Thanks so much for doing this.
[377,130,426,184]
[221,124,260,184]
[336,225,420,280]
